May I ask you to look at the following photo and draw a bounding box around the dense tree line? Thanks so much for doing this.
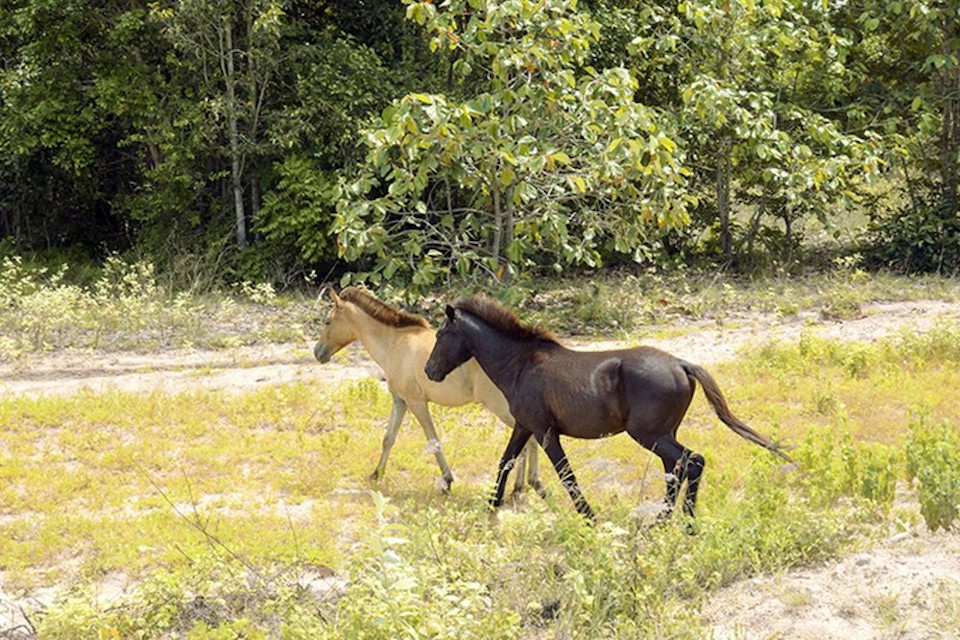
[1,0,957,287]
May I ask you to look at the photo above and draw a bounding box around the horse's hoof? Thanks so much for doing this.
[531,482,548,500]
[369,470,383,483]
[438,476,454,493]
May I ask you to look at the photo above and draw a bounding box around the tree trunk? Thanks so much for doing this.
[939,40,959,217]
[492,177,503,270]
[503,199,514,284]
[223,20,246,249]
[717,136,732,262]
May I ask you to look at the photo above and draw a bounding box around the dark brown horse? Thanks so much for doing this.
[424,296,791,522]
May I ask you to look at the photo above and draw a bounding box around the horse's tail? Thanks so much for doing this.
[682,362,793,463]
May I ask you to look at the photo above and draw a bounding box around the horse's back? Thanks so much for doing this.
[533,346,693,439]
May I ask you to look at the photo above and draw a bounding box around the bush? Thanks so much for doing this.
[863,201,960,275]
[793,417,899,511]
[905,414,960,531]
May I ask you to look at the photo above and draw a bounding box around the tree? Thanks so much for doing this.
[255,25,408,265]
[336,0,690,291]
[837,0,960,272]
[151,0,285,249]
[0,0,133,253]
[626,0,880,264]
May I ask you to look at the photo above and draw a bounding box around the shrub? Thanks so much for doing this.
[793,417,898,511]
[905,415,960,531]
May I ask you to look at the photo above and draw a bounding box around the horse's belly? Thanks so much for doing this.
[554,404,625,439]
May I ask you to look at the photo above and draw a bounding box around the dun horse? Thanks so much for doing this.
[314,287,540,493]
[425,296,791,521]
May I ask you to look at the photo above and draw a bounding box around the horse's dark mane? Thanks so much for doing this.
[340,287,430,329]
[454,295,559,344]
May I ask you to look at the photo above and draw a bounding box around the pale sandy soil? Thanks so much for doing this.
[3,299,959,399]
[1,299,959,637]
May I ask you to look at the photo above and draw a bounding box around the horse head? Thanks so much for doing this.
[425,305,473,382]
[314,288,357,363]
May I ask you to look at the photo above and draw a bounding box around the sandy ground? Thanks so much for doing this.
[3,299,960,399]
[701,530,960,639]
[2,299,959,637]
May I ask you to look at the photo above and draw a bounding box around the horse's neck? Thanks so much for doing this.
[465,320,534,400]
[351,311,404,368]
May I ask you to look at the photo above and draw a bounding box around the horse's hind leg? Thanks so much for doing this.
[536,429,595,521]
[643,434,693,521]
[525,442,546,497]
[373,395,408,482]
[407,400,455,492]
[512,446,528,495]
[650,437,683,520]
[512,442,545,497]
[650,435,705,524]
[679,451,706,518]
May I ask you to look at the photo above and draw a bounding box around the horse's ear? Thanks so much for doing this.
[329,288,342,307]
[445,304,456,321]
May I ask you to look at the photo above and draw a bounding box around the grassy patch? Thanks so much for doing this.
[3,254,959,360]
[3,324,960,637]
[0,256,319,359]
[508,267,959,336]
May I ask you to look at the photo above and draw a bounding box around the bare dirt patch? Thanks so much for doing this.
[0,343,383,398]
[3,299,958,399]
[702,529,960,639]
[2,299,959,638]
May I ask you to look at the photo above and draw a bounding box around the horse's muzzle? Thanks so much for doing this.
[424,361,446,382]
[314,342,330,363]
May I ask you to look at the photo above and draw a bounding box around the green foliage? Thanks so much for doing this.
[33,555,326,639]
[905,414,960,531]
[625,0,881,264]
[337,0,690,291]
[257,155,340,263]
[6,279,960,635]
[745,319,960,381]
[0,0,957,279]
[841,0,960,273]
[330,493,521,639]
[863,199,960,274]
[818,255,871,320]
[793,417,899,510]
[0,254,311,357]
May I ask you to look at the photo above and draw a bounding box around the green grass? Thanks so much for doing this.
[0,255,318,359]
[2,258,960,636]
[505,265,959,337]
[3,254,959,361]
[3,323,960,638]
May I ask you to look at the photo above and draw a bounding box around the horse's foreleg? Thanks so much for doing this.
[492,427,533,508]
[512,447,528,495]
[536,430,595,522]
[373,395,407,482]
[407,400,454,492]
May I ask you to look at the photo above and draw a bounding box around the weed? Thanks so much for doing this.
[793,416,899,512]
[4,264,960,636]
[0,256,313,357]
[905,414,960,531]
